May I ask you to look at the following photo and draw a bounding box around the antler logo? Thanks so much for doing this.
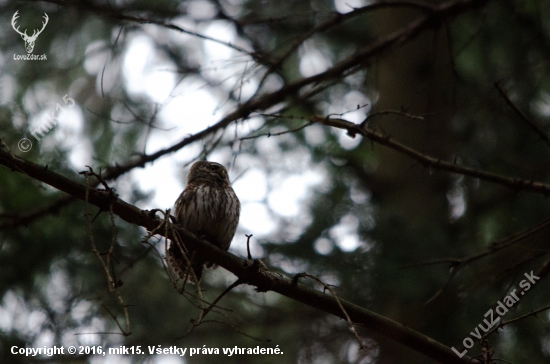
[11,11,49,54]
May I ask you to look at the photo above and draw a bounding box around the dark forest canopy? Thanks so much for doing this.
[1,0,550,363]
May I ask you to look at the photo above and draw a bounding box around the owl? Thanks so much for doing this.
[167,161,240,284]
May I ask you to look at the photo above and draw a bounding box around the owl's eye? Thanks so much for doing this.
[208,164,226,178]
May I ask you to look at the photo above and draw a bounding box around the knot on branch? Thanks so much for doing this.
[240,258,270,292]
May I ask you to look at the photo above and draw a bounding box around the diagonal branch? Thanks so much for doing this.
[294,273,366,351]
[0,149,479,364]
[0,195,73,229]
[254,0,436,92]
[494,81,550,147]
[312,115,550,195]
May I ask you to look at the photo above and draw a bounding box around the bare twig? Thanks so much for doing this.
[83,174,130,336]
[490,303,550,333]
[294,273,366,351]
[410,218,550,302]
[100,304,131,337]
[361,109,425,126]
[245,234,253,260]
[311,115,550,195]
[188,319,271,342]
[494,80,550,147]
[199,279,243,322]
[240,121,313,141]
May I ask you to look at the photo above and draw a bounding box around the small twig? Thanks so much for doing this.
[74,331,127,336]
[84,174,130,336]
[402,258,462,269]
[84,180,115,292]
[293,272,366,351]
[101,304,131,337]
[167,221,204,297]
[326,103,370,119]
[0,137,11,152]
[80,166,112,192]
[424,266,460,305]
[245,234,253,260]
[183,290,234,312]
[178,280,253,340]
[198,279,244,323]
[360,109,425,127]
[495,80,550,147]
[100,25,124,97]
[483,302,550,340]
[107,204,122,285]
[415,218,550,303]
[240,121,313,141]
[119,245,155,276]
[182,319,271,342]
[468,340,498,364]
[139,209,181,287]
[242,104,370,141]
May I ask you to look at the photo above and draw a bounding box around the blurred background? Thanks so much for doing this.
[1,0,550,363]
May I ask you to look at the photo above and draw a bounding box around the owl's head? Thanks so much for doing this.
[187,161,231,185]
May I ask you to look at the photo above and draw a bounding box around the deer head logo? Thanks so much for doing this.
[11,11,49,54]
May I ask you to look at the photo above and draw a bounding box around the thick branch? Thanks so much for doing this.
[0,150,478,364]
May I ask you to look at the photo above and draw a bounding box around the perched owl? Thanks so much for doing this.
[167,161,240,284]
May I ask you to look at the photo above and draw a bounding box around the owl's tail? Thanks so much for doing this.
[167,243,205,284]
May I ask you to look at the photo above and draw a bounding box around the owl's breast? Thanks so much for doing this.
[175,183,240,250]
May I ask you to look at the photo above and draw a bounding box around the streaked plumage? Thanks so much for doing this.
[167,161,240,284]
